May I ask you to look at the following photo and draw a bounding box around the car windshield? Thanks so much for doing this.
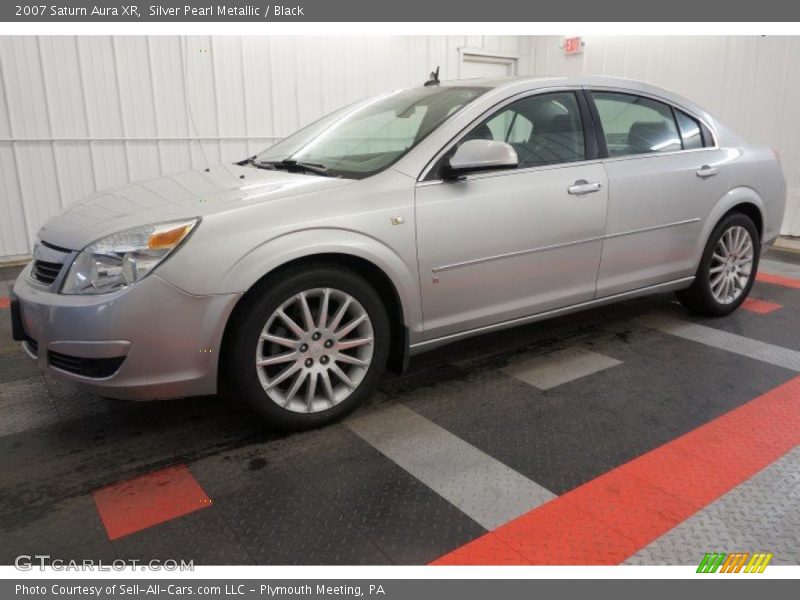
[254,86,488,179]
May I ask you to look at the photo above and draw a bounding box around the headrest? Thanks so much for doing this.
[464,123,494,141]
[628,121,669,153]
[536,114,574,134]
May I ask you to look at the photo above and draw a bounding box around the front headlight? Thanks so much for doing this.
[62,219,198,295]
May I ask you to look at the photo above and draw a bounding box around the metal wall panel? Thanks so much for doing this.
[3,35,799,260]
[531,35,800,236]
[0,35,531,261]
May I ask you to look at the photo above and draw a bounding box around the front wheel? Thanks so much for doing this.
[677,213,759,316]
[224,266,390,430]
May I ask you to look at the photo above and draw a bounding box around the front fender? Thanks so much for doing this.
[221,227,423,336]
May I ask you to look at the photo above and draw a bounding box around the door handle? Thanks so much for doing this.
[696,165,719,179]
[568,180,603,195]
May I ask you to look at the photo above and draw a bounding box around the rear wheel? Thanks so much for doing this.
[677,213,759,316]
[224,266,390,430]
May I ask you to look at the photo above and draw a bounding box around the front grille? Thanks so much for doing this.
[32,260,63,285]
[48,351,125,379]
[31,240,73,287]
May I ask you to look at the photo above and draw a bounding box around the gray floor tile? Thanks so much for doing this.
[501,346,622,390]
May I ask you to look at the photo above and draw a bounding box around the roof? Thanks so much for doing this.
[437,75,715,127]
[439,74,654,90]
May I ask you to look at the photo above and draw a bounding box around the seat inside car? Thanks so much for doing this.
[463,123,494,142]
[517,114,582,167]
[627,120,674,154]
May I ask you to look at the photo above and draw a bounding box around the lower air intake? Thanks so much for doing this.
[48,351,125,378]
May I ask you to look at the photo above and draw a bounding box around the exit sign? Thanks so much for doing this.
[564,37,583,55]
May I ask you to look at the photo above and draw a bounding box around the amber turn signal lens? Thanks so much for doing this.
[148,224,191,250]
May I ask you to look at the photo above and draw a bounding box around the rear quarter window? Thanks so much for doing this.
[675,110,705,150]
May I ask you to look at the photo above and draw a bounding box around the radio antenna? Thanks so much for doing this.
[424,67,440,87]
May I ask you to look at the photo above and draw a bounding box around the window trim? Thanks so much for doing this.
[672,107,706,151]
[585,87,719,162]
[418,86,599,183]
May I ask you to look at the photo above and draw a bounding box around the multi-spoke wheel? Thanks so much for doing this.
[677,212,760,316]
[708,225,755,305]
[224,265,389,430]
[257,288,375,413]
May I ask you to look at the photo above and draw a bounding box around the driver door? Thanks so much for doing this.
[415,90,609,340]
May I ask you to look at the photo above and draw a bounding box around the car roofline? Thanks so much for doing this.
[432,74,724,140]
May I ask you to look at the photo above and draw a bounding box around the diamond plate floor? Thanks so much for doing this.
[626,447,800,565]
[0,254,798,565]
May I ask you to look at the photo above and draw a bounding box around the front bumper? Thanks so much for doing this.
[12,264,241,400]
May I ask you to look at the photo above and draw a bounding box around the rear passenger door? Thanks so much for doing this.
[589,90,731,297]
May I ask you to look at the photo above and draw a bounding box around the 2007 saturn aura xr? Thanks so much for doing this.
[10,76,786,429]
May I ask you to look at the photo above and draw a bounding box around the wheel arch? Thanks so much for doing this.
[694,187,766,267]
[219,230,419,377]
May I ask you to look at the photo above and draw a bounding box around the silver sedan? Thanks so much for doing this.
[10,75,786,429]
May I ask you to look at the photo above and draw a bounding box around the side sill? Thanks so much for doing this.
[410,276,695,355]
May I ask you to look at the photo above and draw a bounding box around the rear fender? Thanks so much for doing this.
[693,188,765,267]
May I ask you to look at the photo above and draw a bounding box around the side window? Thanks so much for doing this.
[458,92,586,169]
[675,109,704,150]
[483,110,533,143]
[593,92,682,157]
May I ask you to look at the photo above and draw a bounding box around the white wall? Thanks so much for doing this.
[3,35,799,262]
[0,35,533,261]
[530,35,800,236]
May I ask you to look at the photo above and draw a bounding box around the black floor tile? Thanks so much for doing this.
[194,456,389,565]
[405,372,603,495]
[0,310,20,357]
[763,247,800,264]
[0,396,273,527]
[0,264,25,281]
[112,507,254,565]
[0,354,39,383]
[413,325,794,494]
[687,282,800,352]
[0,495,115,565]
[285,424,486,564]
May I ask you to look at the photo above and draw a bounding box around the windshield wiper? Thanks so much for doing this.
[236,155,257,166]
[254,159,337,177]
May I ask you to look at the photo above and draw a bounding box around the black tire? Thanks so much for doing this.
[676,212,760,316]
[223,264,390,430]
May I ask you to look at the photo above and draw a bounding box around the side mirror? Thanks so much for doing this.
[445,139,518,179]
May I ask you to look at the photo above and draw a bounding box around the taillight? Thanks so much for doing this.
[773,148,782,164]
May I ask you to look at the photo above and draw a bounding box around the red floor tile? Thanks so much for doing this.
[432,374,800,565]
[741,297,782,314]
[493,500,632,565]
[92,464,212,540]
[560,467,697,547]
[756,272,800,289]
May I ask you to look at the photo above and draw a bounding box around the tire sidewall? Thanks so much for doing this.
[226,266,390,430]
[696,213,760,315]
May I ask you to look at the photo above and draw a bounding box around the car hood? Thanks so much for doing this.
[38,164,355,251]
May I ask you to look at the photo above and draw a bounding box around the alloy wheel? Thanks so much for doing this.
[709,225,754,305]
[255,287,375,413]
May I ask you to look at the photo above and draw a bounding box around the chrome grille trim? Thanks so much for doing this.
[32,260,62,285]
[29,241,75,290]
